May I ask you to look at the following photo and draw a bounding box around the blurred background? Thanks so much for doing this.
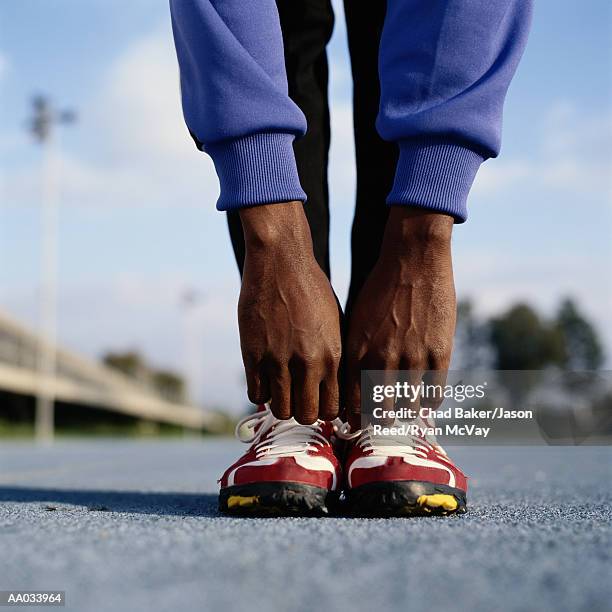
[1,0,610,439]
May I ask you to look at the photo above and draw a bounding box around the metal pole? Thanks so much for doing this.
[29,96,75,442]
[180,292,195,437]
[181,290,204,406]
[35,125,59,442]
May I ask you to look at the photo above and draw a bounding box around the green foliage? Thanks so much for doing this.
[458,298,605,372]
[555,298,604,370]
[103,350,187,403]
[489,303,565,370]
[152,370,186,403]
[103,351,146,379]
[455,300,492,369]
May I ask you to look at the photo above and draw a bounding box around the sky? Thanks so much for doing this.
[1,0,611,412]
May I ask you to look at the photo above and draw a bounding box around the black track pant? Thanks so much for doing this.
[226,0,398,316]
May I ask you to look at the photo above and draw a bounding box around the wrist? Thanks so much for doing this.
[239,201,314,254]
[380,207,453,262]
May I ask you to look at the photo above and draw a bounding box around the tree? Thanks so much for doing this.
[103,351,187,403]
[489,303,565,370]
[488,304,565,405]
[454,299,493,369]
[152,371,186,403]
[555,298,604,370]
[103,351,147,381]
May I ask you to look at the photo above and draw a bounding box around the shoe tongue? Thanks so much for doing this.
[256,404,268,413]
[318,421,334,439]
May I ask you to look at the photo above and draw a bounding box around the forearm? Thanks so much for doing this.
[377,0,533,222]
[169,0,307,210]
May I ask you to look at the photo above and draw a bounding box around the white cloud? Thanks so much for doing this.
[96,26,194,159]
[80,24,219,208]
[473,159,531,195]
[2,24,220,210]
[472,103,612,198]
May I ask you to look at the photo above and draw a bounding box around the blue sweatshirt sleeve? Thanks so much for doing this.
[377,0,532,222]
[169,0,307,210]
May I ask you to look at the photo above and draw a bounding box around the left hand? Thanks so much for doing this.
[343,207,456,430]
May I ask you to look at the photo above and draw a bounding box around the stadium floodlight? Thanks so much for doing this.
[28,95,77,442]
[180,288,205,409]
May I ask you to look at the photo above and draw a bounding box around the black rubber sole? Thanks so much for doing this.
[219,482,338,517]
[344,480,467,517]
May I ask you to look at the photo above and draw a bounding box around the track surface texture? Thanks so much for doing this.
[0,440,610,612]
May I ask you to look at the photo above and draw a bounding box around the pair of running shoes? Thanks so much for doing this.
[219,405,468,517]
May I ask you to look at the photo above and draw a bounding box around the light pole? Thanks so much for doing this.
[28,95,76,442]
[180,289,204,407]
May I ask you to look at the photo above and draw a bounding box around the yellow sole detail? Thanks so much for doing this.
[227,495,260,509]
[416,494,458,512]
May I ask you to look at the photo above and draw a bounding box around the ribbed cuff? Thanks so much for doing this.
[207,133,307,211]
[387,139,484,223]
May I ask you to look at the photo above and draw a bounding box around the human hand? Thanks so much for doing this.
[344,207,456,430]
[238,201,341,424]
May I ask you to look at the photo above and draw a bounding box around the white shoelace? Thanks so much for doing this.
[235,406,337,459]
[336,420,448,460]
[235,408,448,462]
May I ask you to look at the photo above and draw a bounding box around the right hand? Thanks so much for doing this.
[238,201,341,424]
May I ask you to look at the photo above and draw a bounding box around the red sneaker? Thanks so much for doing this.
[219,406,342,516]
[339,420,468,516]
